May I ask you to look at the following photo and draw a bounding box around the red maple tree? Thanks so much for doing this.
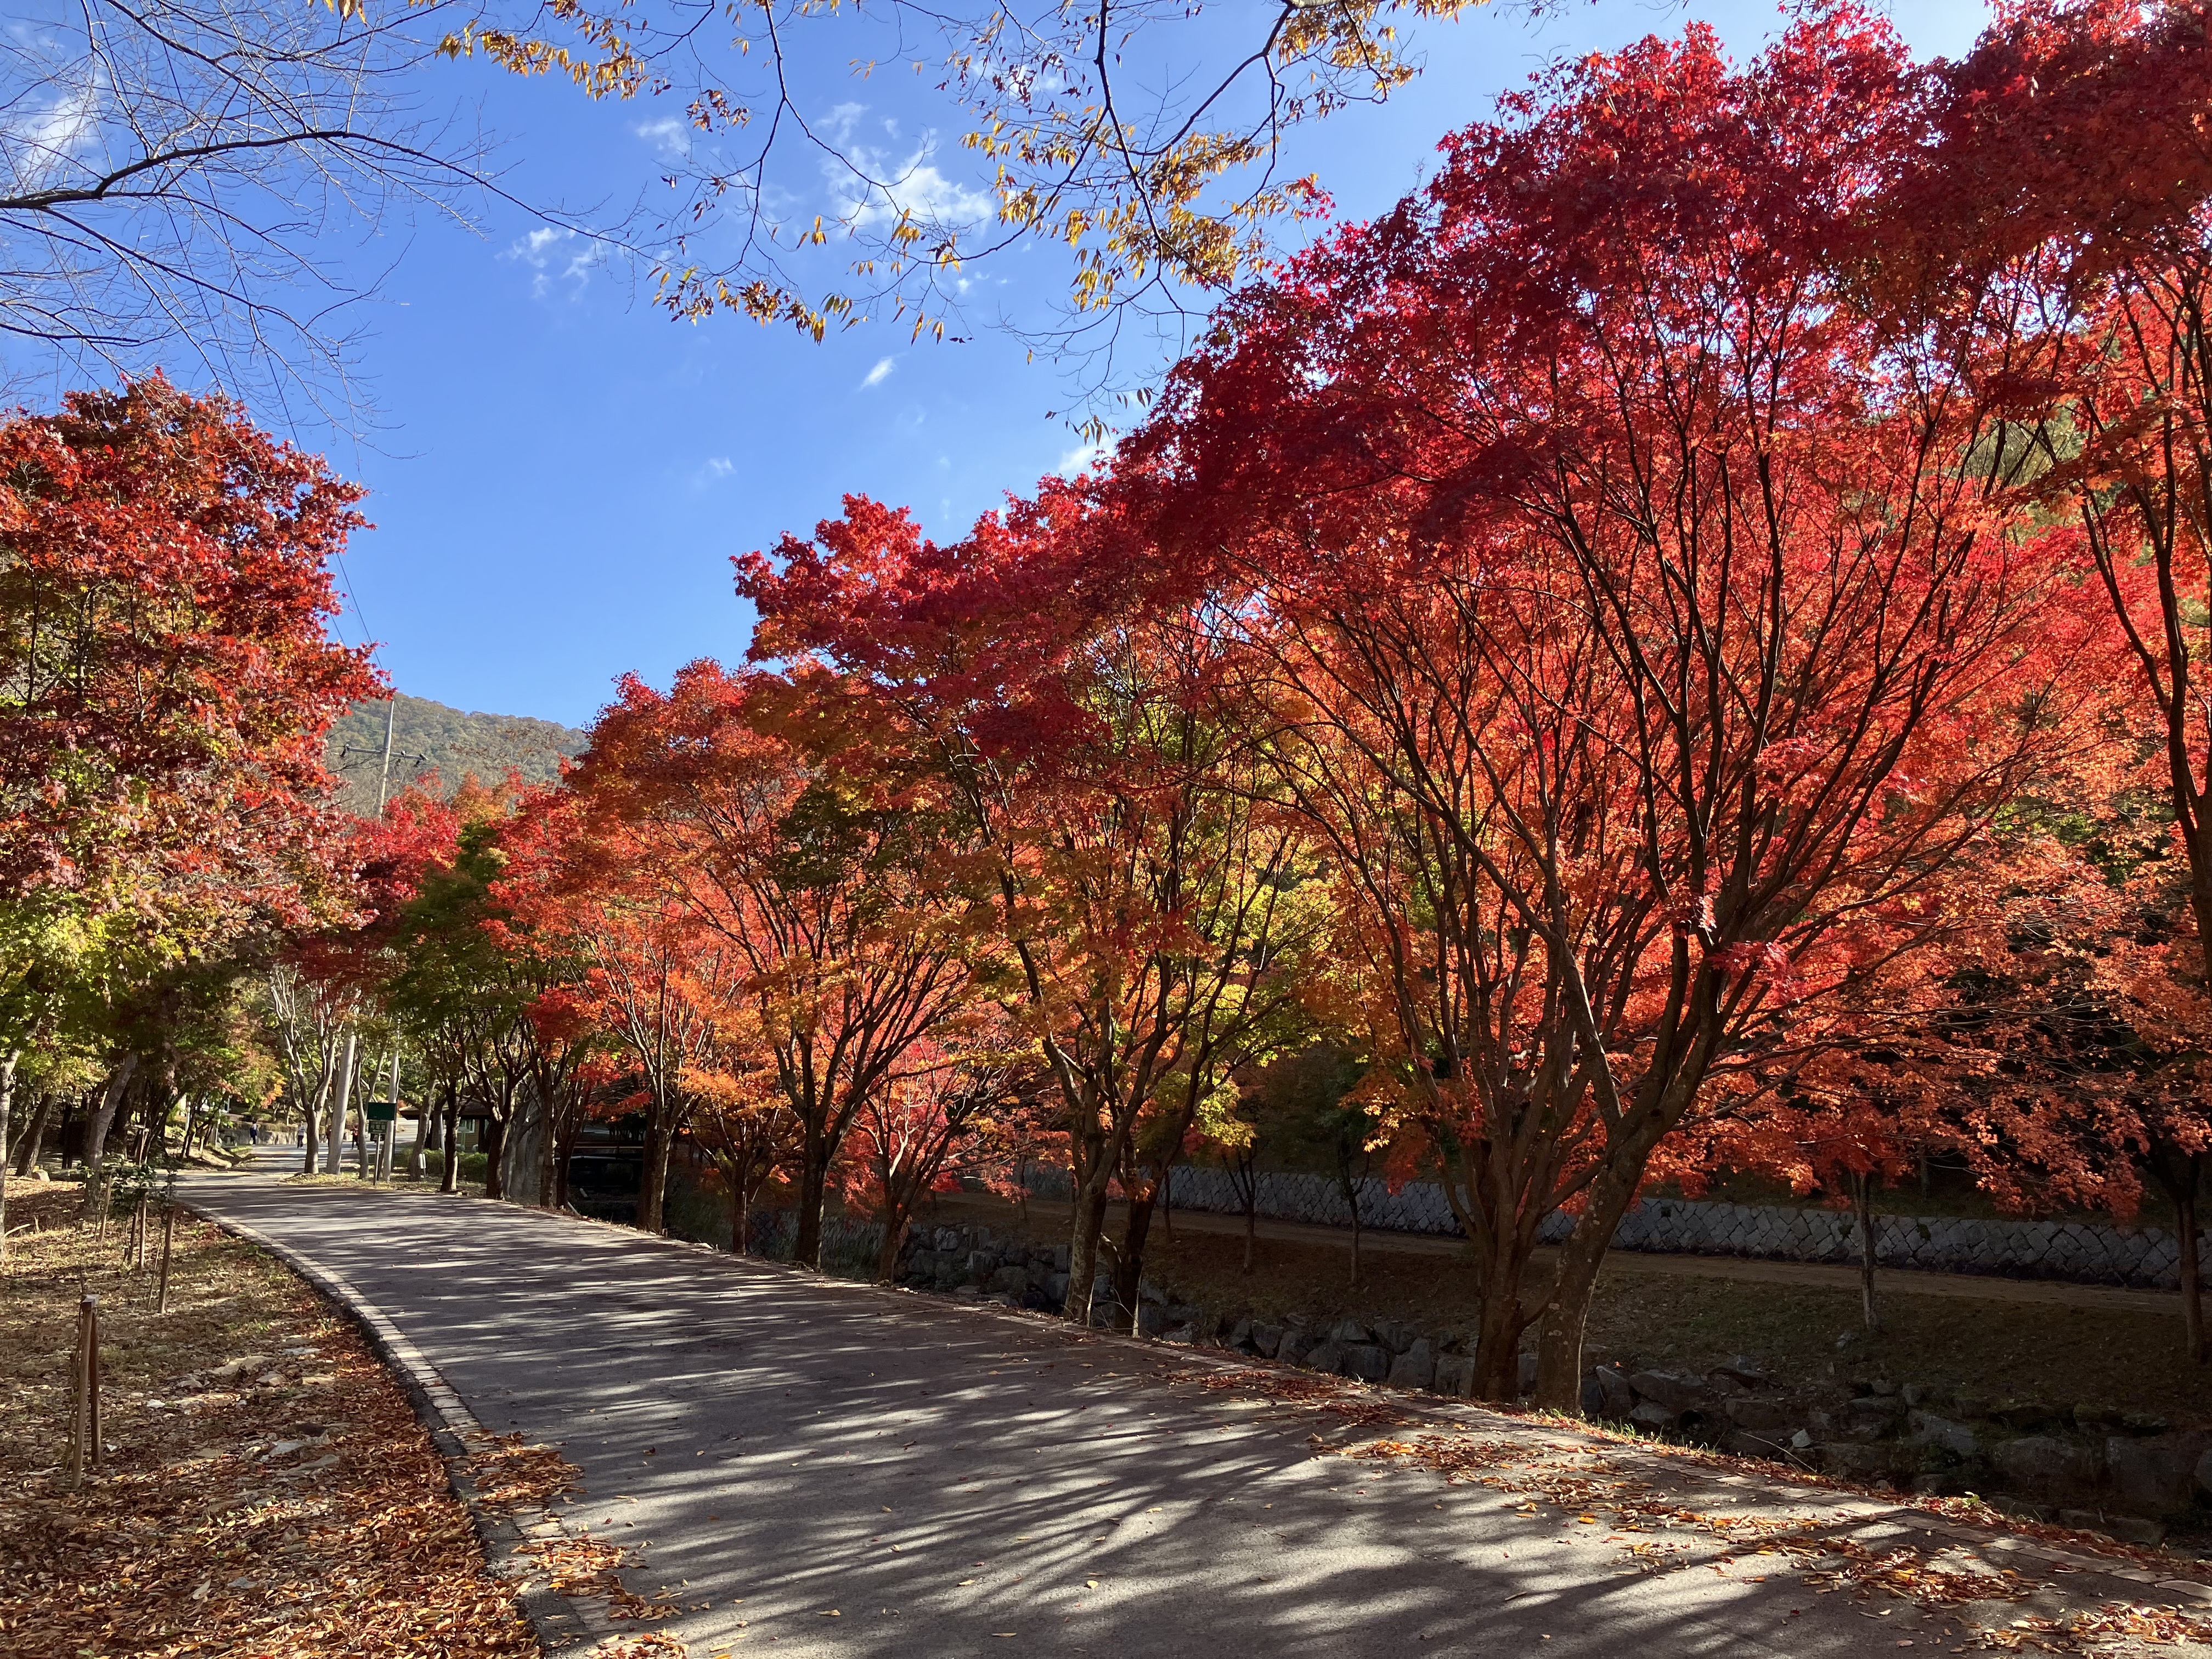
[1115,10,2115,1402]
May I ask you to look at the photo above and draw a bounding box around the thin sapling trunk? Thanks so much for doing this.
[440,1092,460,1194]
[1851,1170,1882,1333]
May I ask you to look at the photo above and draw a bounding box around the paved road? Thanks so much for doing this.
[184,1161,2210,1657]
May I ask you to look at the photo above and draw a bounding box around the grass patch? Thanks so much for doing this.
[933,1194,2212,1426]
[1577,1274,2212,1423]
[0,1179,538,1658]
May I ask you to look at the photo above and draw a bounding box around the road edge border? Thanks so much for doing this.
[179,1198,612,1655]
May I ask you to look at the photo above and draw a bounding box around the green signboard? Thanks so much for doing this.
[364,1099,398,1123]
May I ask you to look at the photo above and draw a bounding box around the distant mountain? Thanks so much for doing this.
[325,693,587,816]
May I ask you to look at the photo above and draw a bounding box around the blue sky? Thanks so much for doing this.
[327,0,1993,730]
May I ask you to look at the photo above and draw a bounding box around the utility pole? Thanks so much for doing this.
[340,694,427,815]
[375,1047,402,1182]
[335,696,424,1181]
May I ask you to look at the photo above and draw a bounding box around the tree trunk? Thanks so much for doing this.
[81,1055,137,1175]
[793,1144,828,1269]
[541,1109,557,1207]
[497,1092,540,1203]
[1060,1176,1113,1323]
[81,1057,138,1229]
[876,1205,911,1284]
[439,1091,460,1194]
[733,1174,751,1257]
[2151,1150,2207,1364]
[638,1114,672,1234]
[1467,1231,1541,1400]
[551,1103,579,1210]
[325,1032,357,1175]
[1336,1155,1365,1287]
[300,1071,324,1173]
[1852,1171,1882,1333]
[1531,1164,1645,1412]
[11,1090,55,1176]
[1111,1188,1159,1334]
[482,1113,507,1201]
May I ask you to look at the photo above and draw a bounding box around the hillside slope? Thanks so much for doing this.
[325,693,586,816]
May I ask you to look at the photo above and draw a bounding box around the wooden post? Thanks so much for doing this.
[157,1205,177,1314]
[64,1294,97,1487]
[88,1293,102,1468]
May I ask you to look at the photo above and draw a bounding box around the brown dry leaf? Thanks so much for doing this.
[0,1182,538,1659]
[471,1430,582,1511]
[594,1637,689,1658]
[1331,1427,2212,1655]
[1169,1363,1413,1429]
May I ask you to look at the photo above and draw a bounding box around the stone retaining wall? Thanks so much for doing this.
[1010,1164,2199,1291]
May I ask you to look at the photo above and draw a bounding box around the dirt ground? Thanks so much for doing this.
[926,1192,2212,1428]
[0,1177,539,1658]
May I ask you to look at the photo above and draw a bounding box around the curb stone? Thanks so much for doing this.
[179,1196,615,1655]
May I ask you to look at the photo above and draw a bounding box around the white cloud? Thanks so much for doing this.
[505,226,607,297]
[4,73,101,193]
[704,456,735,478]
[823,137,995,236]
[864,162,994,230]
[634,116,689,159]
[1058,441,1110,479]
[825,102,867,144]
[860,356,896,389]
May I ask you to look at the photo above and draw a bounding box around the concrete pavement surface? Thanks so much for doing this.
[184,1159,2212,1657]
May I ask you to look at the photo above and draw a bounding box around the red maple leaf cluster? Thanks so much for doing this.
[74,3,2212,1409]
